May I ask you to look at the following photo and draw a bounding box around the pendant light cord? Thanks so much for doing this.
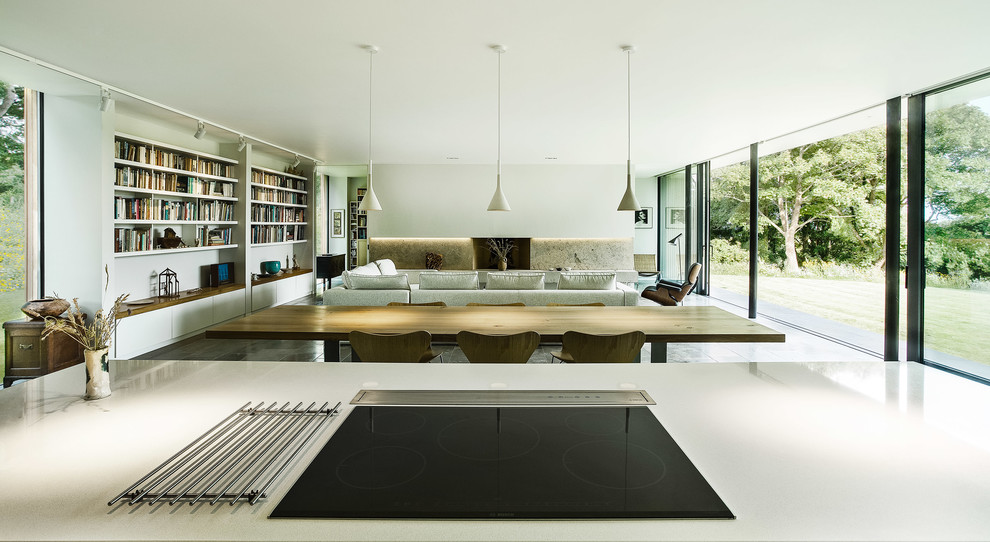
[368,48,374,170]
[627,48,631,165]
[497,48,502,176]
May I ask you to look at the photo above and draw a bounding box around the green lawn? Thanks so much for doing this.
[0,289,26,382]
[713,274,990,365]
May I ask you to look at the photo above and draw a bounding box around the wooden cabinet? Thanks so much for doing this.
[3,319,84,388]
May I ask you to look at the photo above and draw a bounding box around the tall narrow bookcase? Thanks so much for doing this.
[348,188,368,267]
[249,167,308,246]
[113,133,239,257]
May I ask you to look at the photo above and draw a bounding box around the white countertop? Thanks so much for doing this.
[1,359,989,541]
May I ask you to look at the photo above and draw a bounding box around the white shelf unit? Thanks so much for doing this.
[250,166,308,246]
[112,133,239,256]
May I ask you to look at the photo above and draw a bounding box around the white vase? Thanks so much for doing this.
[84,347,111,400]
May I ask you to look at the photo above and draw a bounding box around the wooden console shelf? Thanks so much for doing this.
[251,268,313,286]
[116,283,245,319]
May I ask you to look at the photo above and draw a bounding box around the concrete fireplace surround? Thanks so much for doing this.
[369,237,634,271]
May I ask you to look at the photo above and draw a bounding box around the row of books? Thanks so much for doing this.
[114,226,235,253]
[251,170,306,191]
[251,204,305,223]
[115,168,235,197]
[114,197,235,221]
[251,224,306,244]
[113,227,153,253]
[115,140,232,177]
[196,226,233,246]
[251,187,307,205]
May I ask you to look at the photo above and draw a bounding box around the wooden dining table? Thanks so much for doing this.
[205,304,785,362]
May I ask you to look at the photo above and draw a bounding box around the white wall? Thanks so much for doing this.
[368,164,634,238]
[43,92,110,315]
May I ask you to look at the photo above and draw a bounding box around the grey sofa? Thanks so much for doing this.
[323,260,639,306]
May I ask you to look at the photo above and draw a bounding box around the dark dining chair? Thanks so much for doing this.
[348,330,442,363]
[456,330,540,363]
[549,330,646,363]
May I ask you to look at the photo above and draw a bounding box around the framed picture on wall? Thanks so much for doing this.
[666,207,685,228]
[331,209,344,237]
[634,207,653,229]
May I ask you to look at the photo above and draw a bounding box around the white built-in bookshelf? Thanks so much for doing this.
[112,133,239,256]
[250,166,308,246]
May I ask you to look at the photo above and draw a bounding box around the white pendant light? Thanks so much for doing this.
[617,45,642,212]
[487,44,511,211]
[359,45,383,211]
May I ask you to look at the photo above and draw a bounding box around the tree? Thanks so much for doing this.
[711,127,887,272]
[0,82,25,204]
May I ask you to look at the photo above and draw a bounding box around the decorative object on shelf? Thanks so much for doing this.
[358,45,383,211]
[41,276,128,400]
[21,296,70,320]
[158,268,180,298]
[286,255,291,269]
[617,45,642,212]
[487,238,514,271]
[209,262,235,287]
[292,255,300,270]
[426,252,444,270]
[157,227,187,250]
[331,209,344,237]
[487,44,511,211]
[261,260,282,275]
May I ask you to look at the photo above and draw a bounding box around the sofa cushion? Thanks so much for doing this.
[342,262,381,288]
[348,274,410,290]
[486,272,545,290]
[323,286,410,305]
[558,272,617,290]
[419,271,479,290]
[374,259,398,275]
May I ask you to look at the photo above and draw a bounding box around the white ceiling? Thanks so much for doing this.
[2,0,989,174]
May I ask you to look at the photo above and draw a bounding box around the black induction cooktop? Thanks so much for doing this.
[270,405,733,519]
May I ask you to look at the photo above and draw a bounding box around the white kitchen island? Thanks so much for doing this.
[1,359,989,541]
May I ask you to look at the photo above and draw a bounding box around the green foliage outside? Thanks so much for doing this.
[710,103,990,365]
[1,82,26,383]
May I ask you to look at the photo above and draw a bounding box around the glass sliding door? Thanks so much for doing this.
[656,169,686,280]
[751,105,889,355]
[921,76,990,379]
[708,148,751,306]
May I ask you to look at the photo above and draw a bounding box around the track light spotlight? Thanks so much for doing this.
[237,135,247,152]
[194,121,206,139]
[291,155,301,168]
[99,88,112,112]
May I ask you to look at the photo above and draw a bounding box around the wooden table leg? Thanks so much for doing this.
[324,340,340,362]
[650,342,667,363]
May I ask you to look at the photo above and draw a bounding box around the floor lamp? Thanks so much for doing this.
[668,233,683,280]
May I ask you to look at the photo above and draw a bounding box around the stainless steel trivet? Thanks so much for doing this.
[109,401,340,507]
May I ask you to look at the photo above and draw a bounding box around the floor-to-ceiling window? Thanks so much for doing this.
[656,169,685,279]
[709,148,751,305]
[921,77,990,379]
[0,82,28,384]
[751,106,890,354]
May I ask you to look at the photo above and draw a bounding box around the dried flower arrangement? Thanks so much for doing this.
[42,293,129,351]
[487,238,514,260]
[41,267,129,351]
